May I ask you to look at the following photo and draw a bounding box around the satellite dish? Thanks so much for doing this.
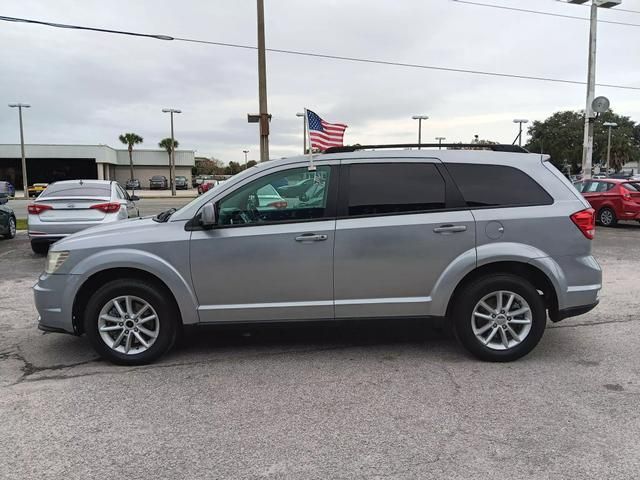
[592,96,610,114]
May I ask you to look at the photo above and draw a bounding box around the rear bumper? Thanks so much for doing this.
[28,215,121,239]
[556,301,599,321]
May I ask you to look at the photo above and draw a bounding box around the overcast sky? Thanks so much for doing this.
[1,0,639,164]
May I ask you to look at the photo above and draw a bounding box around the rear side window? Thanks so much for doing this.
[347,163,446,216]
[622,183,640,192]
[446,164,553,208]
[41,183,111,198]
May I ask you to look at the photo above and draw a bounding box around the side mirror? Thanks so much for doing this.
[201,203,217,228]
[130,195,140,201]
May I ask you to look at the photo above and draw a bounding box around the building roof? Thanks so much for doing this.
[0,144,195,166]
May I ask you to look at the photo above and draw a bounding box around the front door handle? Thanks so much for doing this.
[433,224,467,234]
[295,233,328,242]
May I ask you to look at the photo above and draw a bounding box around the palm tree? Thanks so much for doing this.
[119,133,144,180]
[159,138,179,188]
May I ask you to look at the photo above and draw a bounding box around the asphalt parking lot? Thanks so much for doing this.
[1,225,639,479]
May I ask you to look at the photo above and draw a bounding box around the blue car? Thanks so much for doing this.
[0,181,15,198]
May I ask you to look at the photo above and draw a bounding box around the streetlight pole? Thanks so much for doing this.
[243,149,249,169]
[513,119,529,147]
[162,108,181,196]
[8,103,31,199]
[567,0,621,179]
[603,122,617,173]
[296,112,306,154]
[435,137,446,150]
[411,115,429,149]
[257,0,270,162]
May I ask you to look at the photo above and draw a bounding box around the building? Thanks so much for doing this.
[0,144,195,188]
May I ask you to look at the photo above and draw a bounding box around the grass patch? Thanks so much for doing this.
[16,218,27,230]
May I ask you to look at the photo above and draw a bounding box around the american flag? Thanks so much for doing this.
[306,109,348,151]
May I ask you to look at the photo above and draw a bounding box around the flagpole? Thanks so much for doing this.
[304,108,316,171]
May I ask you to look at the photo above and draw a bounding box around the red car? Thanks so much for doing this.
[574,179,640,227]
[197,179,218,195]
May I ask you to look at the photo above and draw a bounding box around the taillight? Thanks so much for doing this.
[90,202,121,213]
[267,200,288,209]
[27,204,52,215]
[571,208,595,240]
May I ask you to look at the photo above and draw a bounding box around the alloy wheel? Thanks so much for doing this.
[471,290,533,351]
[9,218,16,237]
[97,295,160,355]
[600,209,613,226]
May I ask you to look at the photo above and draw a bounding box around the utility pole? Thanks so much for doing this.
[243,149,249,169]
[162,108,181,196]
[435,137,446,150]
[257,0,270,162]
[411,115,429,150]
[582,1,598,180]
[568,0,621,179]
[513,119,529,147]
[603,122,617,173]
[8,103,30,199]
[296,112,306,154]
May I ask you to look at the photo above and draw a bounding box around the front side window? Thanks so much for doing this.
[446,164,553,207]
[346,163,446,216]
[217,166,332,226]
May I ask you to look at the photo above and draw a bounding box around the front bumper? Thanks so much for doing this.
[33,272,81,335]
[557,301,599,321]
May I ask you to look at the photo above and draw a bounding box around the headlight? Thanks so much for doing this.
[45,251,70,274]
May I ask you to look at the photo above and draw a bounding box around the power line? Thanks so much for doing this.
[549,0,640,15]
[2,14,640,92]
[451,0,640,27]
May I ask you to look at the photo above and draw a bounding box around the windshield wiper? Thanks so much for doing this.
[153,208,176,223]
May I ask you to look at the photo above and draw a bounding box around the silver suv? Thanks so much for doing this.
[33,146,601,365]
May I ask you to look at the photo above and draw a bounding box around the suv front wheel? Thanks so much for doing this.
[452,274,546,362]
[84,279,178,365]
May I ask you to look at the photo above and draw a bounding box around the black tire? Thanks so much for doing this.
[3,217,16,239]
[598,207,617,227]
[31,241,49,255]
[84,278,178,365]
[451,274,546,362]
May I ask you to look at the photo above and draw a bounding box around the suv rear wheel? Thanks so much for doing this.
[597,207,617,227]
[31,241,49,255]
[452,274,546,362]
[84,279,178,365]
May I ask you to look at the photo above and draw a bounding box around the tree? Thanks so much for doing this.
[526,110,640,173]
[224,161,242,175]
[118,133,143,180]
[195,157,225,175]
[159,138,179,187]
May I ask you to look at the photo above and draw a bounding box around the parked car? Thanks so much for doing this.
[574,179,640,226]
[125,178,141,190]
[175,176,189,190]
[592,173,607,179]
[28,183,48,197]
[0,194,16,239]
[198,179,218,195]
[193,175,214,188]
[27,180,140,254]
[149,176,168,190]
[34,146,601,365]
[0,181,16,198]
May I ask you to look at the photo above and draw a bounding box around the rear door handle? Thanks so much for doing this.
[433,224,467,234]
[295,233,328,242]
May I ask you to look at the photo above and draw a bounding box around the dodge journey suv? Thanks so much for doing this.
[34,145,601,365]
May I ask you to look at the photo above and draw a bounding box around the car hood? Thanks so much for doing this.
[52,216,183,251]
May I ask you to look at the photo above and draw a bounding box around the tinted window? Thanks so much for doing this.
[41,183,111,198]
[347,163,445,216]
[623,182,640,192]
[151,176,166,181]
[446,164,553,207]
[573,181,585,193]
[217,166,332,226]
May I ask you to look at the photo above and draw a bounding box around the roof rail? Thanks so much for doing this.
[323,143,529,154]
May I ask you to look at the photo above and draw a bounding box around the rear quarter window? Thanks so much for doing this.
[445,163,553,208]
